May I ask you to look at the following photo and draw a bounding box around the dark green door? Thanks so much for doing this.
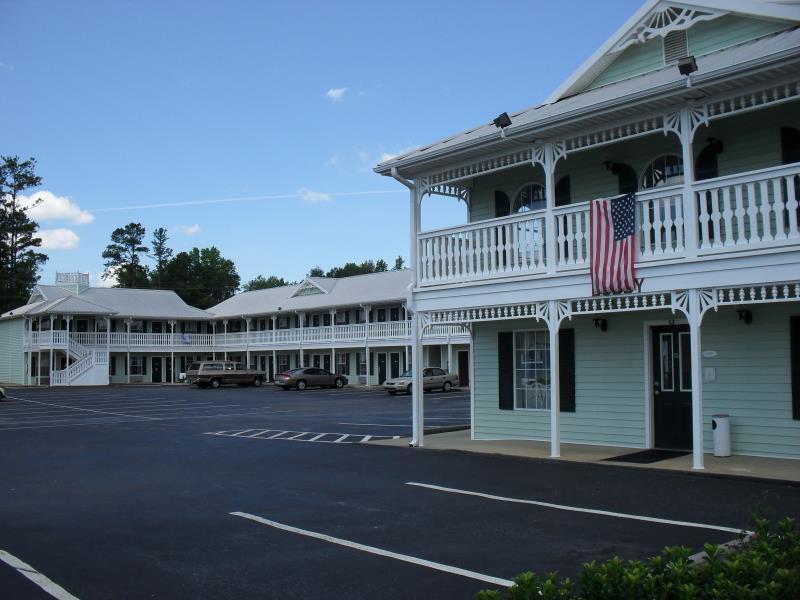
[652,325,692,450]
[378,354,387,385]
[152,357,162,383]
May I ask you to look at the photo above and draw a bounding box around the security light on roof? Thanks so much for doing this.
[493,112,512,129]
[677,55,698,76]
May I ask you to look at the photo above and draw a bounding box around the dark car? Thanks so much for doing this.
[186,361,266,388]
[274,367,347,390]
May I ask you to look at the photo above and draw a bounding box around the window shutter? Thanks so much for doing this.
[559,329,576,412]
[791,317,800,420]
[494,191,510,218]
[498,332,514,410]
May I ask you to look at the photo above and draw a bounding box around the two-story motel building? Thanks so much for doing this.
[376,0,800,468]
[0,270,469,388]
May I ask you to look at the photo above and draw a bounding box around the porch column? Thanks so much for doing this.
[49,316,55,387]
[469,325,475,440]
[245,317,251,368]
[411,312,424,447]
[37,318,42,385]
[65,315,72,376]
[446,337,453,373]
[364,305,371,386]
[679,108,699,258]
[687,289,705,470]
[329,309,336,343]
[126,318,131,384]
[404,345,409,372]
[548,300,561,458]
[272,349,277,381]
[297,313,305,367]
[169,320,176,383]
[543,142,558,274]
[210,321,217,359]
[223,320,228,360]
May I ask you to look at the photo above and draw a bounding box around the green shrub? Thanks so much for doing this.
[477,517,800,599]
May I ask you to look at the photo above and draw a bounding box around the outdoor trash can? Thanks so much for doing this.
[712,414,731,457]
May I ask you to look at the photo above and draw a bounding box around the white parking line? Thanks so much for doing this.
[0,549,80,600]
[407,482,750,534]
[230,512,513,588]
[6,397,156,420]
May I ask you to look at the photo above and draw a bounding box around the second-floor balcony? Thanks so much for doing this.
[24,322,469,350]
[416,163,800,287]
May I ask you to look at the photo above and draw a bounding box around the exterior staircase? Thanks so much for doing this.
[51,336,109,386]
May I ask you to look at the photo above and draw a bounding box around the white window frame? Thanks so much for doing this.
[513,329,551,411]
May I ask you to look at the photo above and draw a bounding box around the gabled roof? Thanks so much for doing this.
[290,278,331,297]
[547,0,800,103]
[26,295,115,316]
[208,270,413,318]
[375,24,800,176]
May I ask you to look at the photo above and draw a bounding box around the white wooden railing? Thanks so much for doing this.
[418,210,547,284]
[417,163,800,285]
[695,163,799,251]
[25,321,460,350]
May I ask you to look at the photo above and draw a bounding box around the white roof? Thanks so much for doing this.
[375,3,800,176]
[209,270,413,318]
[1,285,212,320]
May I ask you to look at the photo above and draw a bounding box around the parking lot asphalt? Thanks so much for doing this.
[1,384,799,599]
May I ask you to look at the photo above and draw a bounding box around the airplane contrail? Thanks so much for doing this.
[88,189,404,212]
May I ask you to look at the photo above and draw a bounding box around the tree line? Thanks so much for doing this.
[0,154,408,313]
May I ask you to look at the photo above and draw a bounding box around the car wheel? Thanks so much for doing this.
[442,381,452,392]
[296,379,307,390]
[406,383,412,395]
[334,378,344,388]
[210,378,221,389]
[253,377,263,387]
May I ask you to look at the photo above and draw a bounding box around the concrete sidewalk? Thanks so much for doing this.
[370,429,800,483]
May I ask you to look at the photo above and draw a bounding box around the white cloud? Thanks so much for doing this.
[20,190,94,225]
[0,62,13,72]
[176,224,201,235]
[38,228,80,250]
[378,146,416,163]
[297,188,333,203]
[325,87,349,102]
[91,269,116,288]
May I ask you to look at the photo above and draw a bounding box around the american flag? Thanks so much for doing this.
[589,193,637,295]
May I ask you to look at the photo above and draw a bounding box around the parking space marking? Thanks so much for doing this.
[407,482,751,534]
[230,512,513,588]
[7,396,157,421]
[0,549,80,600]
[207,429,400,444]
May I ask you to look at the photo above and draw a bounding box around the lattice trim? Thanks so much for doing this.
[705,81,800,122]
[613,5,724,53]
[565,116,664,153]
[425,148,534,188]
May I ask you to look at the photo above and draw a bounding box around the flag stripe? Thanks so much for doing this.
[589,194,636,295]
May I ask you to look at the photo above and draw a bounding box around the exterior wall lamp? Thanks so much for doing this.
[736,309,753,325]
[678,55,698,76]
[593,318,608,332]
[493,112,512,129]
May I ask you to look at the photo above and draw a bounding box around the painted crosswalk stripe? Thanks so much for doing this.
[0,550,80,600]
[230,512,513,588]
[205,430,400,443]
[406,482,750,534]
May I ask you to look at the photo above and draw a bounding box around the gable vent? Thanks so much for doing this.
[663,29,688,65]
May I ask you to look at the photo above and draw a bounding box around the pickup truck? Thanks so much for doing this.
[186,361,266,388]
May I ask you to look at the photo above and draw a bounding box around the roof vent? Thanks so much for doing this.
[663,29,688,65]
[55,272,90,294]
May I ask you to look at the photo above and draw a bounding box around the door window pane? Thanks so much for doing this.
[659,333,674,392]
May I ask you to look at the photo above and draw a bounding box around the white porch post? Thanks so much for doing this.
[169,320,176,382]
[404,345,409,372]
[548,300,561,458]
[272,349,277,380]
[330,309,336,372]
[37,317,42,385]
[363,305,371,386]
[49,315,55,387]
[543,143,558,274]
[211,321,217,359]
[469,325,475,440]
[106,316,111,380]
[223,320,228,360]
[126,318,131,384]
[245,317,251,368]
[687,289,705,470]
[65,315,72,376]
[298,312,305,367]
[446,337,453,372]
[679,108,699,258]
[411,312,424,447]
[24,317,31,385]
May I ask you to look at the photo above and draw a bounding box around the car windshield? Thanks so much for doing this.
[188,363,199,371]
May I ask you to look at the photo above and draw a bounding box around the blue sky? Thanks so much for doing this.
[1,0,642,287]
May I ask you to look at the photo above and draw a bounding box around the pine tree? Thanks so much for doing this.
[102,223,150,288]
[0,156,48,313]
[149,227,173,289]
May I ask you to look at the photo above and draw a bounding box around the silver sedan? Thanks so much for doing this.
[383,367,459,395]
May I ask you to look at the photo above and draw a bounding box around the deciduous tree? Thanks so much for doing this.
[243,275,289,291]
